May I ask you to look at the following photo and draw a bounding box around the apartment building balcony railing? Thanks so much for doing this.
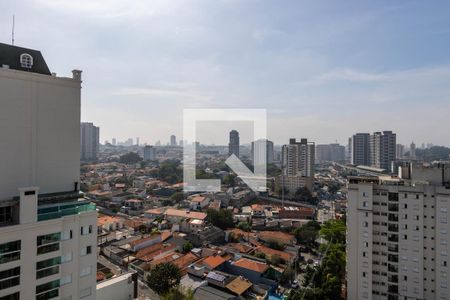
[388,234,398,242]
[388,203,399,212]
[38,202,96,221]
[388,224,399,232]
[388,264,398,272]
[388,275,399,283]
[388,254,398,263]
[388,244,399,253]
[388,284,398,294]
[388,214,399,222]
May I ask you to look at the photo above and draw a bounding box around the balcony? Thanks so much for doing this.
[388,254,398,263]
[388,224,399,232]
[388,244,399,253]
[388,234,398,242]
[388,275,399,283]
[388,264,398,272]
[388,203,399,212]
[38,202,96,221]
[388,214,398,222]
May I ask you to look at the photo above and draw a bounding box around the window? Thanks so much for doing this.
[0,292,20,300]
[61,230,73,241]
[60,274,72,286]
[0,207,13,224]
[0,241,20,264]
[61,252,72,263]
[79,287,92,298]
[88,225,93,234]
[20,53,33,68]
[0,267,20,291]
[81,246,92,256]
[37,233,60,255]
[36,279,59,295]
[36,257,61,279]
[80,266,91,277]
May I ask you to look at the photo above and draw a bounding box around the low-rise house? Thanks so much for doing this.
[258,230,296,246]
[189,195,211,210]
[278,206,315,219]
[128,233,162,252]
[165,208,207,223]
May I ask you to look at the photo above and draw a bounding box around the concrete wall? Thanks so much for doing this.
[0,68,81,201]
[96,272,137,300]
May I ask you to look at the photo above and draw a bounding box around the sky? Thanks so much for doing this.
[1,0,450,146]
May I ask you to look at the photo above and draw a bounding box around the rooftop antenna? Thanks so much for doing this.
[11,15,15,45]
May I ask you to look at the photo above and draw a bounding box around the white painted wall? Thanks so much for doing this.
[0,68,81,201]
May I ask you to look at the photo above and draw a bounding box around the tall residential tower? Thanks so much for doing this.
[0,43,97,300]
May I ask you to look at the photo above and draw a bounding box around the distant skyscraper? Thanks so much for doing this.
[410,141,416,159]
[80,122,100,161]
[396,144,405,159]
[143,145,156,161]
[369,131,396,170]
[155,140,161,146]
[351,133,370,166]
[170,135,177,146]
[136,137,139,146]
[282,138,315,177]
[228,130,240,157]
[251,139,274,166]
[315,143,345,163]
[179,140,183,146]
[112,138,117,146]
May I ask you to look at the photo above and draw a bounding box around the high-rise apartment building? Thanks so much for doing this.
[351,133,371,166]
[143,145,156,161]
[370,131,396,170]
[228,130,240,158]
[170,135,176,146]
[315,143,346,163]
[251,139,274,166]
[396,144,405,160]
[112,138,116,146]
[0,43,97,300]
[279,138,315,195]
[347,163,450,300]
[282,138,315,177]
[410,142,416,159]
[350,131,397,171]
[80,122,99,161]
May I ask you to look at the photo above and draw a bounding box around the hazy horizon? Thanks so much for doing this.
[2,0,449,146]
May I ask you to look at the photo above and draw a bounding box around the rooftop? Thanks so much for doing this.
[203,255,227,269]
[233,258,269,273]
[0,42,51,75]
[226,276,252,295]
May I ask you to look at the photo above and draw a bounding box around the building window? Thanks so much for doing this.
[0,267,20,291]
[0,207,13,224]
[36,280,59,300]
[81,246,92,256]
[0,241,21,264]
[79,287,92,298]
[60,274,72,286]
[80,266,91,277]
[19,53,33,68]
[61,230,73,241]
[37,233,60,255]
[36,257,61,279]
[61,252,72,263]
[0,292,20,300]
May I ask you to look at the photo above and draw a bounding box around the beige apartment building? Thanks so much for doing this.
[347,163,450,300]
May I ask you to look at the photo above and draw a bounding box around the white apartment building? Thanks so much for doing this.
[0,43,97,300]
[347,163,450,300]
[143,145,156,161]
[251,139,274,166]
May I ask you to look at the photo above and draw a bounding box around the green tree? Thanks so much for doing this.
[119,152,142,164]
[182,242,193,254]
[266,239,286,251]
[237,221,250,232]
[161,287,194,300]
[146,263,181,295]
[293,220,320,247]
[223,174,236,186]
[319,219,346,244]
[206,208,234,230]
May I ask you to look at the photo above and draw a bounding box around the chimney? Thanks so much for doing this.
[72,69,82,81]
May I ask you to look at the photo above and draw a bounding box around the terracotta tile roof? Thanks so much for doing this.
[191,195,207,203]
[150,252,182,267]
[172,253,200,275]
[97,215,122,226]
[129,234,160,248]
[160,231,172,242]
[165,208,207,220]
[226,277,252,295]
[254,245,294,262]
[203,255,227,269]
[233,258,269,274]
[227,243,253,254]
[258,231,295,245]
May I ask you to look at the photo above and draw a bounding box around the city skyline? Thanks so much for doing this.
[1,1,450,146]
